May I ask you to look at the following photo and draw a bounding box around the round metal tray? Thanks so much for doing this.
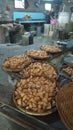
[25,50,49,60]
[13,95,57,116]
[40,45,62,54]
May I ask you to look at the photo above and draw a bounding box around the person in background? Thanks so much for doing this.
[49,8,55,19]
[45,11,50,24]
[49,8,58,25]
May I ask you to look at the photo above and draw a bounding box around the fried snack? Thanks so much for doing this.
[14,76,58,113]
[20,62,57,79]
[26,49,48,59]
[3,54,32,72]
[40,45,61,53]
[61,65,73,77]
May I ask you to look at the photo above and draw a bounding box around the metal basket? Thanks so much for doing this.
[56,82,73,130]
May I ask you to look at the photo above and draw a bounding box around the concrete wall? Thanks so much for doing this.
[60,1,73,12]
[0,0,45,19]
[0,0,14,19]
[0,0,73,20]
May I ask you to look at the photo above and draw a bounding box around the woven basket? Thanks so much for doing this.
[56,82,73,130]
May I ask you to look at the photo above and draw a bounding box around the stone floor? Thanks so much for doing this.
[0,36,67,130]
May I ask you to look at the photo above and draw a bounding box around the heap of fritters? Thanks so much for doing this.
[20,62,57,79]
[26,49,48,59]
[61,65,73,78]
[2,54,32,72]
[14,76,58,113]
[40,45,61,53]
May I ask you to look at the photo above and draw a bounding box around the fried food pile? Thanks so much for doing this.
[14,76,58,113]
[26,49,49,59]
[20,62,57,79]
[40,45,61,53]
[61,65,73,77]
[3,54,32,72]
